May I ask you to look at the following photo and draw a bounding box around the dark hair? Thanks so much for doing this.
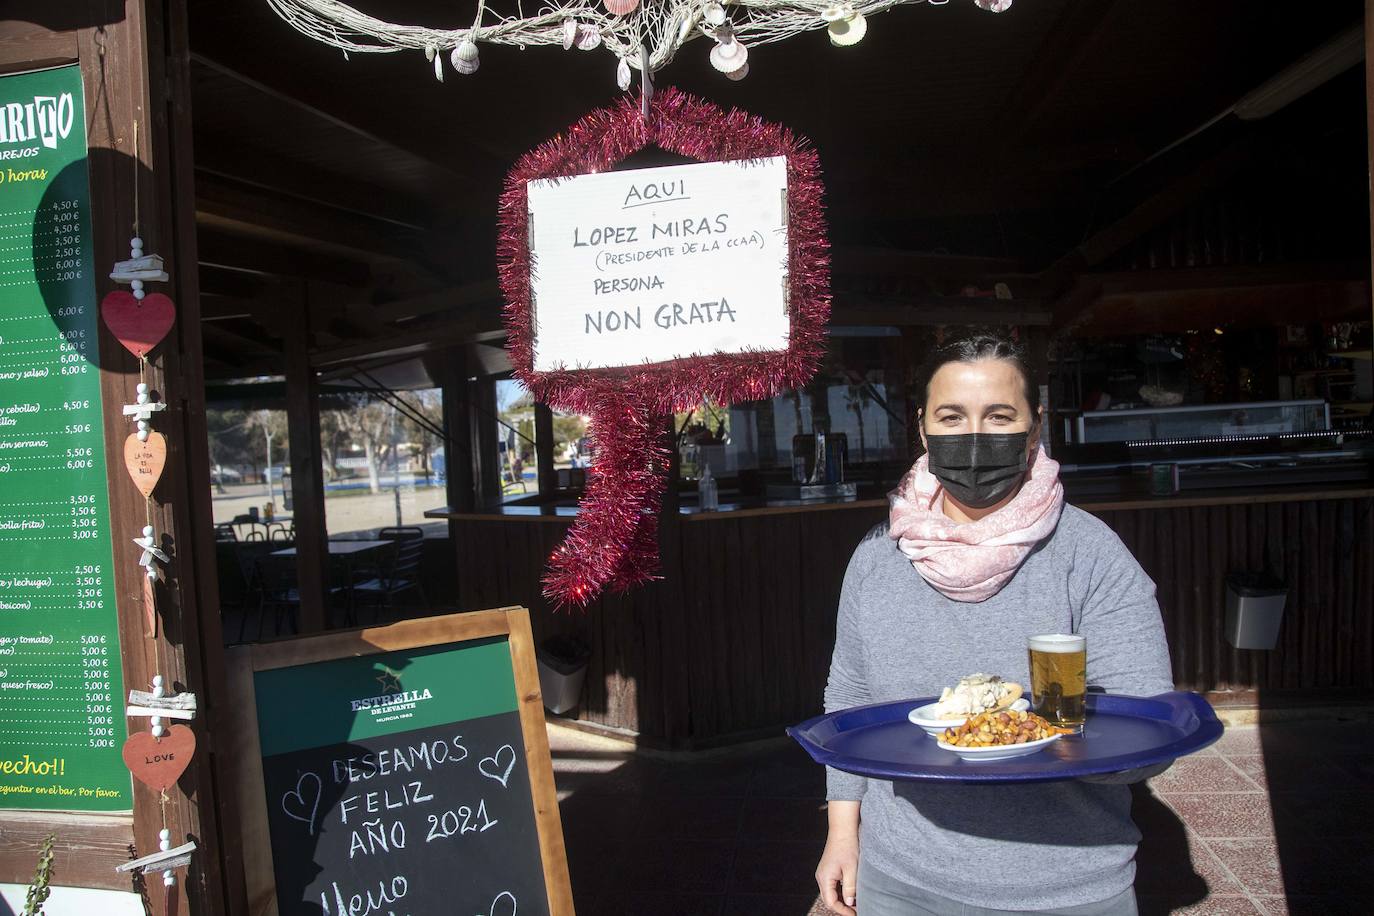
[916,331,1040,417]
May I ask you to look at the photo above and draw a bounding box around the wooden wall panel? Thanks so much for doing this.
[1100,497,1374,695]
[445,495,1373,744]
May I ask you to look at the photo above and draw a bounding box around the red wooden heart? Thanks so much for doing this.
[122,724,195,791]
[101,290,176,358]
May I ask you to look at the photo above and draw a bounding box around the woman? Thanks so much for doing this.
[815,333,1173,916]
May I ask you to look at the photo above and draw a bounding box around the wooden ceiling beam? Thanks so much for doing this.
[204,358,284,382]
[311,312,504,369]
[196,229,372,288]
[1046,137,1257,325]
[832,247,1028,282]
[360,279,502,324]
[198,264,271,300]
[189,53,485,185]
[196,173,419,263]
[192,131,430,231]
[1052,261,1370,337]
[994,0,1121,139]
[205,317,281,353]
[833,293,1051,328]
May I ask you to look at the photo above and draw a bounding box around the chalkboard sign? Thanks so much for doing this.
[228,608,574,916]
[526,157,790,372]
[0,64,130,812]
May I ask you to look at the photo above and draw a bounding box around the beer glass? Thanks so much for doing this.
[1028,634,1087,732]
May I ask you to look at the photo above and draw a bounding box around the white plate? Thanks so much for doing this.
[907,698,1029,737]
[935,731,1063,762]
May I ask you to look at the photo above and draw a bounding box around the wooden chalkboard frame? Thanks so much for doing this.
[225,607,574,916]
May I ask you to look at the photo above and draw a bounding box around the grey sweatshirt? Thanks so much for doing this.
[825,505,1174,911]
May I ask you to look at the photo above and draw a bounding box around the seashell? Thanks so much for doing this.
[677,14,696,44]
[820,4,848,23]
[828,11,866,47]
[451,40,478,74]
[724,61,749,81]
[974,0,1012,10]
[709,38,747,73]
[616,57,632,90]
[452,40,479,64]
[424,44,437,61]
[433,53,444,82]
[605,0,639,15]
[576,24,603,50]
[703,2,727,26]
[562,18,578,50]
[928,0,949,5]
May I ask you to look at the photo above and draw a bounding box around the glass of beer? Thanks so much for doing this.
[1028,634,1087,732]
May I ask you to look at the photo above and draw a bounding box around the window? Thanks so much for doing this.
[319,389,445,536]
[494,379,588,500]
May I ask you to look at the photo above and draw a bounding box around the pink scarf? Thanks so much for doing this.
[888,445,1064,602]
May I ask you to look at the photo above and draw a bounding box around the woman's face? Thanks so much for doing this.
[919,358,1039,449]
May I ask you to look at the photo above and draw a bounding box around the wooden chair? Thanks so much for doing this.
[214,522,238,543]
[244,553,300,641]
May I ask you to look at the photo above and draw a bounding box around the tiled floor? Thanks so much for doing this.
[549,715,1373,916]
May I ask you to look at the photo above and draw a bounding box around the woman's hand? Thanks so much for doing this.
[816,800,860,916]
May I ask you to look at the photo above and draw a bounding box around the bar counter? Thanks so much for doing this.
[427,480,1374,747]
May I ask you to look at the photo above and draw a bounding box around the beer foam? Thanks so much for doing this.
[1028,634,1085,653]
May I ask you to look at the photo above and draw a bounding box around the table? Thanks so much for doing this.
[270,540,385,558]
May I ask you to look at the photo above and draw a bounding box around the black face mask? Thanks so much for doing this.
[924,432,1030,509]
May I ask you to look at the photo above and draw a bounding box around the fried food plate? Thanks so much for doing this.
[935,731,1063,761]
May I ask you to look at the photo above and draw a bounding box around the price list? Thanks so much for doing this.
[0,65,129,812]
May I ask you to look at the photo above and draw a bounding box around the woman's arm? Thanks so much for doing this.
[816,800,860,916]
[1073,523,1175,698]
[1072,517,1176,783]
[815,538,878,914]
[823,542,875,802]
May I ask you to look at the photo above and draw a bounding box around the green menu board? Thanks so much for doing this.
[0,65,130,812]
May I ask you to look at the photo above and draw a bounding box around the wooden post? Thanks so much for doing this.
[283,285,328,631]
[438,350,476,512]
[0,1,236,913]
[474,376,502,506]
[534,402,557,495]
[1367,0,1374,330]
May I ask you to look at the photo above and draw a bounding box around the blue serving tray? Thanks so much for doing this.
[787,692,1222,783]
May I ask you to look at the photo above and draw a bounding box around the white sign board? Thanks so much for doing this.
[526,157,790,372]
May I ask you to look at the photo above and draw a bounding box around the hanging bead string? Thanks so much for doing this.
[129,118,178,891]
[131,120,139,242]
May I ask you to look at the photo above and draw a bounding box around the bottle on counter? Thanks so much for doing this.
[698,462,719,512]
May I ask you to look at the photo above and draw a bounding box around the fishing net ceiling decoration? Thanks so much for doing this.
[267,0,1011,87]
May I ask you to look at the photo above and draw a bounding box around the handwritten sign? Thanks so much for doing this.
[229,609,573,916]
[527,157,790,371]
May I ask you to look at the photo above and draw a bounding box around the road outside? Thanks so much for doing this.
[211,481,448,537]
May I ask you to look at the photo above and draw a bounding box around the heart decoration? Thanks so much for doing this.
[122,724,195,791]
[100,290,176,358]
[478,744,516,788]
[123,432,167,498]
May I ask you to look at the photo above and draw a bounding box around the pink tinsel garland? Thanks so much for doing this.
[497,88,830,608]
